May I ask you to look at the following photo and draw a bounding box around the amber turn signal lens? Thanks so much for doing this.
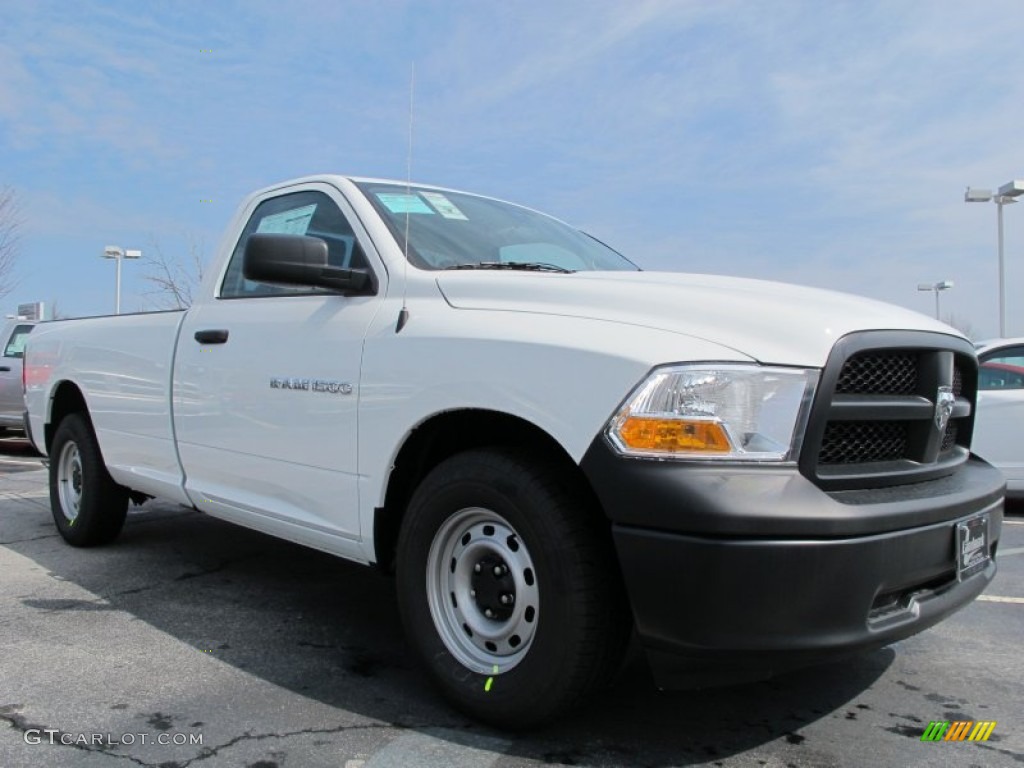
[616,416,732,453]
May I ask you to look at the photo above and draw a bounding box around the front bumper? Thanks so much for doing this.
[580,439,1005,689]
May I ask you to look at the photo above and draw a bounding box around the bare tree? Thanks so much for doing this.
[48,298,68,320]
[0,187,22,301]
[141,234,207,309]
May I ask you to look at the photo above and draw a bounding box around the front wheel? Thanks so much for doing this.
[396,448,630,729]
[49,413,129,547]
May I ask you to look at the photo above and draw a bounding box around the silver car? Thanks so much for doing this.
[0,319,36,432]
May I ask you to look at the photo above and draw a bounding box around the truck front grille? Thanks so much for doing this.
[800,332,978,491]
[835,352,918,395]
[819,421,909,464]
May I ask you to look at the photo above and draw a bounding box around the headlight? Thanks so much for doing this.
[606,364,818,461]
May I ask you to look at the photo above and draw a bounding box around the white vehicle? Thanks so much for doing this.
[0,318,36,432]
[973,337,1024,497]
[23,176,1005,728]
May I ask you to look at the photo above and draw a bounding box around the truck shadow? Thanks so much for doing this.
[9,502,895,765]
[0,433,43,469]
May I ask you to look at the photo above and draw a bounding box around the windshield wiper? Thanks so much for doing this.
[445,261,574,273]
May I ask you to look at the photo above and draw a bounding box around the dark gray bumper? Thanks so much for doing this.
[580,439,1005,688]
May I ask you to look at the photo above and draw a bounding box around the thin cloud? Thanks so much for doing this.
[2,0,1024,332]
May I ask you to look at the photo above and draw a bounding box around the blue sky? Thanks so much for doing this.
[2,0,1023,337]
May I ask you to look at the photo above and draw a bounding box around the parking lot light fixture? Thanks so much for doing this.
[917,280,954,320]
[966,181,1024,337]
[101,245,142,315]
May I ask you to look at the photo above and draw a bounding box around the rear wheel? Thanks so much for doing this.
[396,448,630,729]
[49,413,129,547]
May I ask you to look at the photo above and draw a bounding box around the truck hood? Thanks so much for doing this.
[436,270,960,368]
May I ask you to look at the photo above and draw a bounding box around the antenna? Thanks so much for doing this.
[396,62,414,333]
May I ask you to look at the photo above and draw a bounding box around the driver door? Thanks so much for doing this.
[173,184,384,547]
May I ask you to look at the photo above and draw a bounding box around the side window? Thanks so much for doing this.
[220,190,369,299]
[979,346,1024,390]
[3,325,33,358]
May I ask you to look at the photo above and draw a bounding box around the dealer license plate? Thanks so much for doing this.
[956,514,990,581]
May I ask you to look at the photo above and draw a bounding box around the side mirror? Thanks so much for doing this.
[243,234,373,294]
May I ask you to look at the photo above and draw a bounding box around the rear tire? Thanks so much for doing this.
[49,413,129,547]
[396,448,630,729]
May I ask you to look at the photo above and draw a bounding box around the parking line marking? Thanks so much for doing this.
[1004,520,1024,526]
[998,546,1024,557]
[0,458,43,466]
[977,595,1024,604]
[362,727,510,768]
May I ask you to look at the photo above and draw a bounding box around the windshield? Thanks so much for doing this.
[355,182,639,272]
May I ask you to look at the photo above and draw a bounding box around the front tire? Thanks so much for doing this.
[49,413,129,547]
[396,448,630,729]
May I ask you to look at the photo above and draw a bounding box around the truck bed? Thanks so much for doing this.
[25,310,191,504]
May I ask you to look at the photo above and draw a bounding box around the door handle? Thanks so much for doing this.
[0,366,10,372]
[194,329,229,344]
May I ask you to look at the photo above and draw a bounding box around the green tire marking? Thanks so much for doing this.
[484,665,499,692]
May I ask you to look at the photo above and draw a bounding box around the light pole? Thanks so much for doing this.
[965,180,1024,337]
[917,280,954,320]
[102,245,142,315]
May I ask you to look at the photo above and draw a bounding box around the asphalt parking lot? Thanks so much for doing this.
[1,432,1022,768]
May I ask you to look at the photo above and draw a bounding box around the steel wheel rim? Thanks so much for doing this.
[57,441,83,523]
[426,507,540,674]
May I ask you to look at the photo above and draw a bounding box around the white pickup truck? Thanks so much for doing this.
[24,175,1004,728]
